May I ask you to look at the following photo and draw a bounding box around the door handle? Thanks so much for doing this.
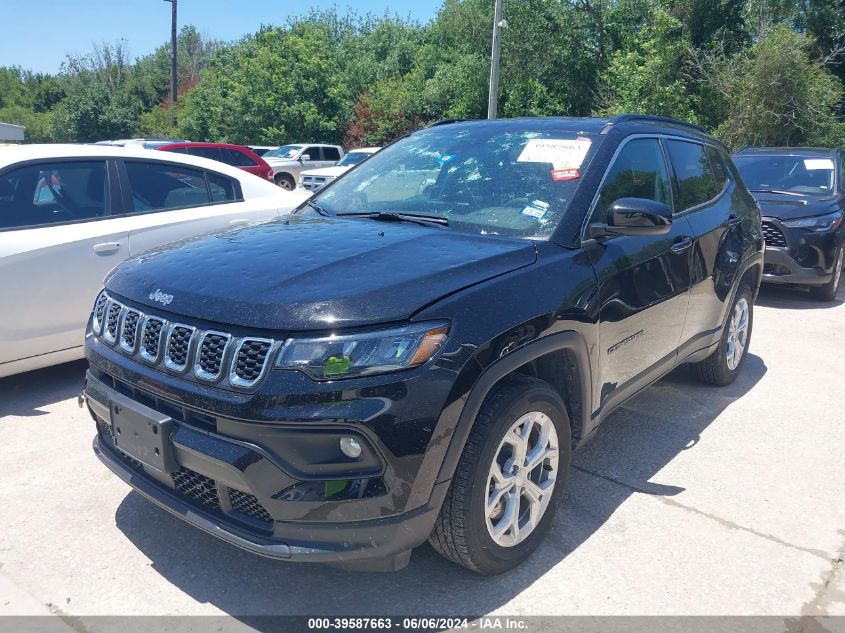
[670,237,693,253]
[92,242,121,254]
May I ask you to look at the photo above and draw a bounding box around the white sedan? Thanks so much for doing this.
[300,147,381,192]
[0,144,308,378]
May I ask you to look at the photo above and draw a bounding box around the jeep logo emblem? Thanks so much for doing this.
[148,289,174,306]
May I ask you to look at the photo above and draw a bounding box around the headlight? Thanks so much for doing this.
[276,322,449,380]
[781,211,843,231]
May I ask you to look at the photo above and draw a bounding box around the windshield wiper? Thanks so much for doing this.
[750,189,805,197]
[336,211,449,227]
[303,199,330,216]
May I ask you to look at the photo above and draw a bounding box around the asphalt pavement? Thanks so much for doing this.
[1,283,843,624]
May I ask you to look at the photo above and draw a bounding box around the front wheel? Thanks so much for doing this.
[429,375,571,575]
[275,173,295,190]
[692,284,753,386]
[809,246,843,302]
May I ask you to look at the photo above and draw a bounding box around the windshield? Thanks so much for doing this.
[266,145,303,159]
[313,126,596,238]
[734,155,835,196]
[337,151,374,167]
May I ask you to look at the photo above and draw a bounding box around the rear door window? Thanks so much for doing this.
[124,162,211,212]
[665,140,722,212]
[186,146,224,163]
[322,146,341,162]
[221,148,256,167]
[0,161,108,229]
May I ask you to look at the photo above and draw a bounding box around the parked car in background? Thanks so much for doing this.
[95,138,187,150]
[84,115,763,575]
[263,144,344,190]
[248,146,280,157]
[157,142,275,182]
[0,144,306,378]
[733,147,845,301]
[300,147,381,192]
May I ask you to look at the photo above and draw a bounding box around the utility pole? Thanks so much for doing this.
[163,0,178,127]
[487,0,504,119]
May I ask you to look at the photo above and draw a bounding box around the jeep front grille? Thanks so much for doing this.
[91,291,277,389]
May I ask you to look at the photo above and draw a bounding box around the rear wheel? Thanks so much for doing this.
[429,375,571,575]
[275,173,295,190]
[809,246,843,302]
[692,284,753,386]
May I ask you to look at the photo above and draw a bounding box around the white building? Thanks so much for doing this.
[0,122,25,142]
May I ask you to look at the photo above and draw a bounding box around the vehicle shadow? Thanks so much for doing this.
[114,353,766,620]
[755,282,844,309]
[0,360,87,419]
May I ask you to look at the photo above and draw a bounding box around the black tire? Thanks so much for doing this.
[692,284,754,386]
[809,246,843,302]
[275,173,295,190]
[429,374,572,575]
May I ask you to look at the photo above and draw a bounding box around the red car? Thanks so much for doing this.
[157,142,275,182]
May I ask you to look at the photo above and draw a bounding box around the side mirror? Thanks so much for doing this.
[299,154,311,162]
[589,197,672,238]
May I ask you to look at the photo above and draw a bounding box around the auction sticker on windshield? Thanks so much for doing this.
[517,137,592,170]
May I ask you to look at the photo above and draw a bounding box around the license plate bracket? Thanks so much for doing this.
[110,397,177,474]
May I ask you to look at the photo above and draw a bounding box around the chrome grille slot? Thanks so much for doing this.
[119,310,142,353]
[231,338,274,387]
[194,331,231,382]
[164,325,196,372]
[92,291,109,335]
[103,301,124,344]
[140,317,166,362]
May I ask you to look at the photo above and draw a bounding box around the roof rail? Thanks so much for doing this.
[427,119,465,128]
[603,114,709,134]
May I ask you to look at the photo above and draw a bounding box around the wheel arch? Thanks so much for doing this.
[433,331,593,487]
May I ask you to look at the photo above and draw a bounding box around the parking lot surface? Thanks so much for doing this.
[1,284,843,620]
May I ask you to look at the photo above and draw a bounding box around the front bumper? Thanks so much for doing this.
[761,218,842,286]
[84,370,449,569]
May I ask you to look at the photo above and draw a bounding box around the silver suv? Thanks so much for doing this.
[263,144,344,190]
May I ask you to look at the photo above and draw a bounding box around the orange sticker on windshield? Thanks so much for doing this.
[551,168,580,181]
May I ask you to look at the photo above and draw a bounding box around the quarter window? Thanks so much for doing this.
[207,171,239,202]
[665,140,722,211]
[0,161,107,230]
[593,138,672,223]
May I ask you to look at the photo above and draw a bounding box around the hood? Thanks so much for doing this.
[265,158,299,167]
[749,192,840,221]
[105,216,537,331]
[302,166,347,178]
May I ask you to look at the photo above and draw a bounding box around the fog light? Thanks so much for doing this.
[340,436,362,459]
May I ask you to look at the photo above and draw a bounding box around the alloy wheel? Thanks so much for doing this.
[485,411,559,547]
[726,297,749,371]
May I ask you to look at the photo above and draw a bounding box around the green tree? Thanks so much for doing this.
[704,26,844,147]
[598,7,698,121]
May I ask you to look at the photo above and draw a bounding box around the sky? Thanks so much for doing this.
[0,0,440,75]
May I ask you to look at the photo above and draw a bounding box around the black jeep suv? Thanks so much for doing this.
[733,147,845,301]
[84,115,763,575]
